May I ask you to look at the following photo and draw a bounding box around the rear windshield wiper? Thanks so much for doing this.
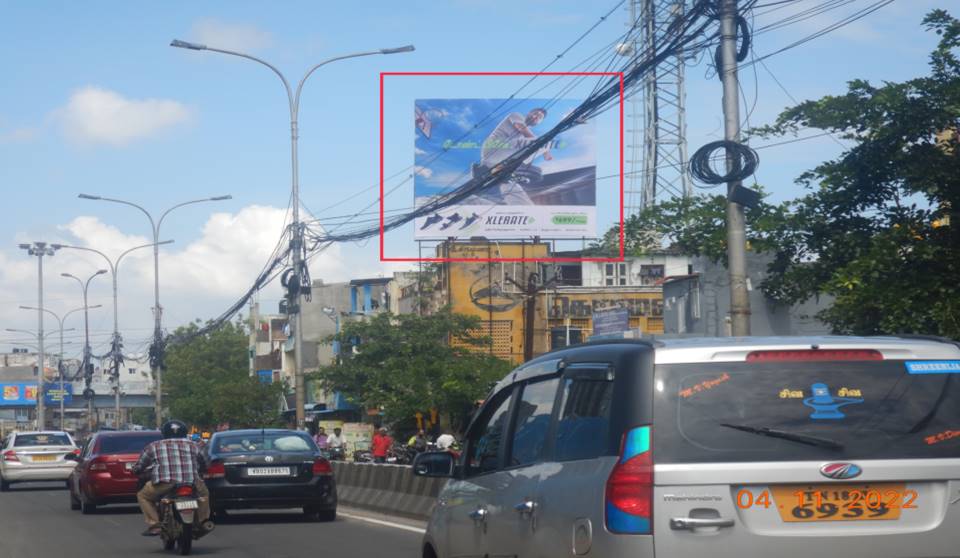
[719,423,845,450]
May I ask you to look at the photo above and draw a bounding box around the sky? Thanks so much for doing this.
[0,0,949,358]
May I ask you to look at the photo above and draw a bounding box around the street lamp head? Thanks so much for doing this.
[77,193,101,200]
[171,39,207,51]
[96,269,108,276]
[18,243,31,250]
[87,304,104,310]
[51,243,64,250]
[61,272,75,279]
[157,240,175,247]
[18,306,34,311]
[210,195,232,201]
[381,45,416,55]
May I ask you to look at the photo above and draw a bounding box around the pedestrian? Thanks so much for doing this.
[407,429,428,452]
[327,427,345,450]
[313,426,328,449]
[371,427,393,464]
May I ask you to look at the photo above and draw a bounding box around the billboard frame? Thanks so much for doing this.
[379,71,625,263]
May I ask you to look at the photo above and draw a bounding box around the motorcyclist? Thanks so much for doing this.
[132,419,212,537]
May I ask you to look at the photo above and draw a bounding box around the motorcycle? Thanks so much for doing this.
[319,446,345,461]
[157,482,212,555]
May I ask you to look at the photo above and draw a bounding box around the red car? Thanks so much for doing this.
[67,430,162,514]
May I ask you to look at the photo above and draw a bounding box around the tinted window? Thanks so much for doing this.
[466,390,513,476]
[99,435,161,454]
[509,379,560,467]
[654,361,960,463]
[555,379,614,461]
[212,432,315,454]
[14,433,72,447]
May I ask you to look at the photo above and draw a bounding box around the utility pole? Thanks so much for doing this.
[19,242,59,429]
[719,0,751,336]
[170,38,414,430]
[505,272,557,362]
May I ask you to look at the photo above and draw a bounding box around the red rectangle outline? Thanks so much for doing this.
[379,71,624,263]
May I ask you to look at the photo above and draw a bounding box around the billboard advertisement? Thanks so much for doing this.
[414,99,596,239]
[0,382,73,406]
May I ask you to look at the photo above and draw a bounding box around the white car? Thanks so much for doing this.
[0,431,79,490]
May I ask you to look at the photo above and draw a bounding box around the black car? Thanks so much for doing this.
[203,429,337,521]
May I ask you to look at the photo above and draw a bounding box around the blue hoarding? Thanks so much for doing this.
[0,382,73,406]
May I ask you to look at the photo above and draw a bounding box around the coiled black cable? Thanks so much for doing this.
[714,15,751,78]
[689,140,759,184]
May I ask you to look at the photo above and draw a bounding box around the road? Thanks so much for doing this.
[0,482,423,558]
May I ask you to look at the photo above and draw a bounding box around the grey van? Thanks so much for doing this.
[413,336,960,558]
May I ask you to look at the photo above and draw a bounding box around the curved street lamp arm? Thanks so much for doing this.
[294,50,383,115]
[79,195,157,238]
[157,198,232,233]
[203,46,294,111]
[20,306,63,331]
[115,239,175,270]
[53,244,116,275]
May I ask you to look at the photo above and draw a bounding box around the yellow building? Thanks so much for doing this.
[437,240,675,364]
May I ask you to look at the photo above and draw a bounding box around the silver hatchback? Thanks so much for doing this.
[414,336,960,558]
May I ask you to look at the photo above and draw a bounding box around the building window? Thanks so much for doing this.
[640,265,665,286]
[605,263,628,286]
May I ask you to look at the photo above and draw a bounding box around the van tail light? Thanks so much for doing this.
[606,426,652,534]
[175,485,195,497]
[746,349,882,362]
[89,457,108,471]
[2,450,18,462]
[204,460,225,479]
[71,448,81,457]
[312,458,332,475]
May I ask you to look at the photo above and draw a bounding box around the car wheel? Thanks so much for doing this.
[69,489,81,511]
[81,499,97,514]
[317,508,336,522]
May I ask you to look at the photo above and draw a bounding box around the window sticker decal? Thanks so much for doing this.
[802,383,864,420]
[924,430,960,445]
[906,361,960,374]
[679,373,731,399]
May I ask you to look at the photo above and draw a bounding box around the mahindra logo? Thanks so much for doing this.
[820,462,862,480]
[264,455,274,463]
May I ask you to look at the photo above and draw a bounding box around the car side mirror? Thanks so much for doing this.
[412,451,455,478]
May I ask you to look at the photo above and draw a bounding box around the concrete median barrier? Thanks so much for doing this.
[331,461,447,521]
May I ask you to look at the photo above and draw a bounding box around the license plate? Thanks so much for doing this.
[246,466,290,477]
[770,483,910,522]
[31,455,55,462]
[175,500,199,511]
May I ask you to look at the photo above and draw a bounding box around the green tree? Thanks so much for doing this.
[165,320,286,428]
[751,10,960,338]
[312,309,513,429]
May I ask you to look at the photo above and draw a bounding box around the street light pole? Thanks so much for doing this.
[57,241,174,429]
[171,38,414,428]
[61,270,107,432]
[5,327,74,429]
[19,306,93,430]
[77,195,229,428]
[19,242,59,429]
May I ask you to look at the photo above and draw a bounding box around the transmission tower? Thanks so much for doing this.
[624,0,692,214]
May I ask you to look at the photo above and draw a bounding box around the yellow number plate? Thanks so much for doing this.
[770,484,911,522]
[31,455,56,462]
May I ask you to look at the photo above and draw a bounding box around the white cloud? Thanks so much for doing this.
[415,166,433,178]
[415,147,428,156]
[0,206,350,345]
[190,19,272,52]
[55,86,191,146]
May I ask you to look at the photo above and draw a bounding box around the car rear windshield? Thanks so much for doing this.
[212,432,315,454]
[654,360,960,463]
[99,435,161,454]
[14,433,72,447]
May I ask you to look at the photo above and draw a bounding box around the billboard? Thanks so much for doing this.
[0,382,73,406]
[591,307,630,337]
[414,99,596,239]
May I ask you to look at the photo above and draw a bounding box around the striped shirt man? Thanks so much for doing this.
[135,438,205,484]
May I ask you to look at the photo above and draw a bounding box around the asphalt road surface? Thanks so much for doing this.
[0,481,423,558]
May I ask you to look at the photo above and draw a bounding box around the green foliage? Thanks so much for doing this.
[750,10,960,338]
[164,320,285,429]
[312,309,513,429]
[591,188,790,263]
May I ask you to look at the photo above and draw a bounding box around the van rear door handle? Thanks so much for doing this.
[669,517,735,530]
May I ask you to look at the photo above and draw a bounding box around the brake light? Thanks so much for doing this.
[746,349,882,362]
[175,485,194,497]
[312,458,332,475]
[71,448,81,457]
[204,460,225,479]
[606,426,652,534]
[89,457,108,471]
[2,450,18,462]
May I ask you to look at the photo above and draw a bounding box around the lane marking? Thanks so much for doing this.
[338,511,426,534]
